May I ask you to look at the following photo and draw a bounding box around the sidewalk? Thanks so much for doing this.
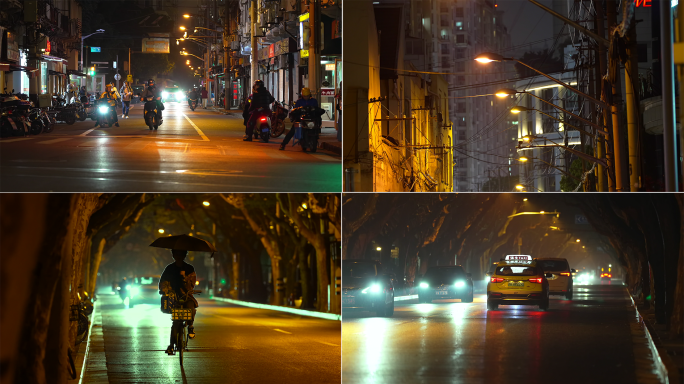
[208,106,341,155]
[629,292,684,384]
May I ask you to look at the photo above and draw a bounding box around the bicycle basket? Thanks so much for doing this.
[171,308,193,321]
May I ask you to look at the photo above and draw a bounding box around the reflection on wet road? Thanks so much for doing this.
[342,284,662,384]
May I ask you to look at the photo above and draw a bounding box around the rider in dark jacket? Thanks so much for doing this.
[141,79,164,123]
[279,87,320,150]
[243,80,275,141]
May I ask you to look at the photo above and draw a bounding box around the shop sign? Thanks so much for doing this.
[300,49,309,58]
[6,31,20,62]
[268,44,275,58]
[90,47,101,52]
[325,63,335,71]
[45,40,51,56]
[321,88,335,96]
[332,20,341,39]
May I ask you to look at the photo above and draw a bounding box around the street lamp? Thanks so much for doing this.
[203,201,210,207]
[376,247,382,251]
[576,239,581,242]
[515,156,581,183]
[158,229,165,234]
[81,29,105,73]
[183,14,191,18]
[179,26,187,31]
[475,53,607,109]
[515,184,524,191]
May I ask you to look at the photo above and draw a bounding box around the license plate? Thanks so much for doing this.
[436,290,449,295]
[508,281,524,287]
[343,298,355,305]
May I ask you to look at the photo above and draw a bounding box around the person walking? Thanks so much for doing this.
[120,82,133,118]
[201,87,208,109]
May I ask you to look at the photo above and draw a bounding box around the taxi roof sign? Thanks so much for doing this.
[505,255,532,261]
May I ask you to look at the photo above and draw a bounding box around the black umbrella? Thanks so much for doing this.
[150,234,217,252]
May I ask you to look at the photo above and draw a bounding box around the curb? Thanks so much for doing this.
[212,296,341,321]
[66,299,98,384]
[627,289,674,384]
[319,141,341,155]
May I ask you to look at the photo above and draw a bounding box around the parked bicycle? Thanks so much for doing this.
[168,288,201,366]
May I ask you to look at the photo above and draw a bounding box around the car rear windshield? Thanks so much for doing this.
[536,260,569,272]
[343,263,377,278]
[495,265,538,276]
[136,276,159,285]
[424,267,466,282]
[165,88,179,92]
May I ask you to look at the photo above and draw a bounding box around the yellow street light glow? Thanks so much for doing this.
[179,38,185,41]
[515,184,524,191]
[183,14,191,18]
[539,211,545,214]
[609,264,612,267]
[158,229,165,233]
[475,57,495,63]
[522,136,531,142]
[195,281,199,285]
[510,107,523,114]
[376,247,382,251]
[179,26,186,30]
[523,198,528,201]
[496,92,510,98]
[301,203,308,209]
[203,201,210,207]
[519,157,528,162]
[176,40,179,45]
[576,239,581,242]
[582,246,585,249]
[184,32,188,38]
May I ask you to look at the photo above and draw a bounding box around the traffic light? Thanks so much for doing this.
[220,279,226,285]
[89,66,95,76]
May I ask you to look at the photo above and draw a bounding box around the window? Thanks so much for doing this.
[637,43,648,63]
[454,61,465,72]
[455,48,466,59]
[442,58,450,68]
[457,75,465,84]
[455,7,464,17]
[457,117,466,126]
[440,3,448,13]
[456,34,465,44]
[441,19,449,27]
[441,44,449,54]
[456,21,463,31]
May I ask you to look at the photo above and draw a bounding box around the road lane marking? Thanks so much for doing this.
[183,114,209,141]
[317,341,339,347]
[308,153,339,162]
[124,140,149,151]
[37,138,72,145]
[80,127,98,136]
[273,329,292,334]
[1,138,32,143]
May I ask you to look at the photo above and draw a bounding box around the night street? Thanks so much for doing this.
[85,289,340,383]
[0,103,340,192]
[342,284,660,384]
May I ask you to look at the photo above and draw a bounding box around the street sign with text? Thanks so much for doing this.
[90,47,101,52]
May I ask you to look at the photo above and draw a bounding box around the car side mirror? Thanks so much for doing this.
[545,273,553,278]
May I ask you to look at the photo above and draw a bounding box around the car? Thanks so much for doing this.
[600,273,612,281]
[161,86,184,102]
[417,265,473,303]
[484,262,498,279]
[342,260,395,317]
[535,258,575,300]
[487,255,551,311]
[130,275,161,305]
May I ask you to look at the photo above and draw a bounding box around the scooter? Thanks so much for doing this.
[251,107,271,143]
[143,95,162,130]
[290,105,323,152]
[188,97,198,111]
[95,99,117,127]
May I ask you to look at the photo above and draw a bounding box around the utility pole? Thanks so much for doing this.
[625,12,640,191]
[593,0,607,192]
[679,0,684,185]
[250,0,258,86]
[606,0,625,191]
[308,0,320,98]
[661,0,679,191]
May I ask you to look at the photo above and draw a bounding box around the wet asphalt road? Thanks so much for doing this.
[342,283,663,384]
[0,102,341,192]
[86,290,340,383]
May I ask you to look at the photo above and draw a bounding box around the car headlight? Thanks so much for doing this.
[455,281,466,288]
[162,91,168,99]
[130,286,140,296]
[176,93,183,100]
[361,284,381,294]
[98,106,109,113]
[419,282,429,288]
[124,285,130,290]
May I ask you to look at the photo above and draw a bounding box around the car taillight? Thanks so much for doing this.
[560,273,570,276]
[528,278,543,283]
[490,277,504,283]
[260,117,267,121]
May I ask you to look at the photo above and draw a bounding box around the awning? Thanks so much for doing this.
[67,69,87,77]
[8,63,39,73]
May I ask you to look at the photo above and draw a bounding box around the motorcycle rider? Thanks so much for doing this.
[95,83,120,127]
[140,79,164,124]
[118,277,129,301]
[187,87,199,109]
[279,87,319,150]
[242,79,274,142]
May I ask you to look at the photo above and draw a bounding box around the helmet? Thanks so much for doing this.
[253,79,264,88]
[301,88,311,97]
[148,79,155,86]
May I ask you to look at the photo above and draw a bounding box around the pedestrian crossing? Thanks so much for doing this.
[0,136,340,162]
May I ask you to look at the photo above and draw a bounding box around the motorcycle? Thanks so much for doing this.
[143,95,162,130]
[188,97,198,111]
[270,101,288,138]
[290,105,324,152]
[95,98,117,128]
[251,107,271,143]
[117,283,136,308]
[49,103,78,125]
[0,95,31,137]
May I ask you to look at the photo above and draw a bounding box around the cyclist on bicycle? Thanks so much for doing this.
[159,249,198,355]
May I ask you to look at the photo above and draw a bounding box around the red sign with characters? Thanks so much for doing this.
[321,88,335,96]
[635,0,651,6]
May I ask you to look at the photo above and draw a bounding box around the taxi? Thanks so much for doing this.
[486,255,551,311]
